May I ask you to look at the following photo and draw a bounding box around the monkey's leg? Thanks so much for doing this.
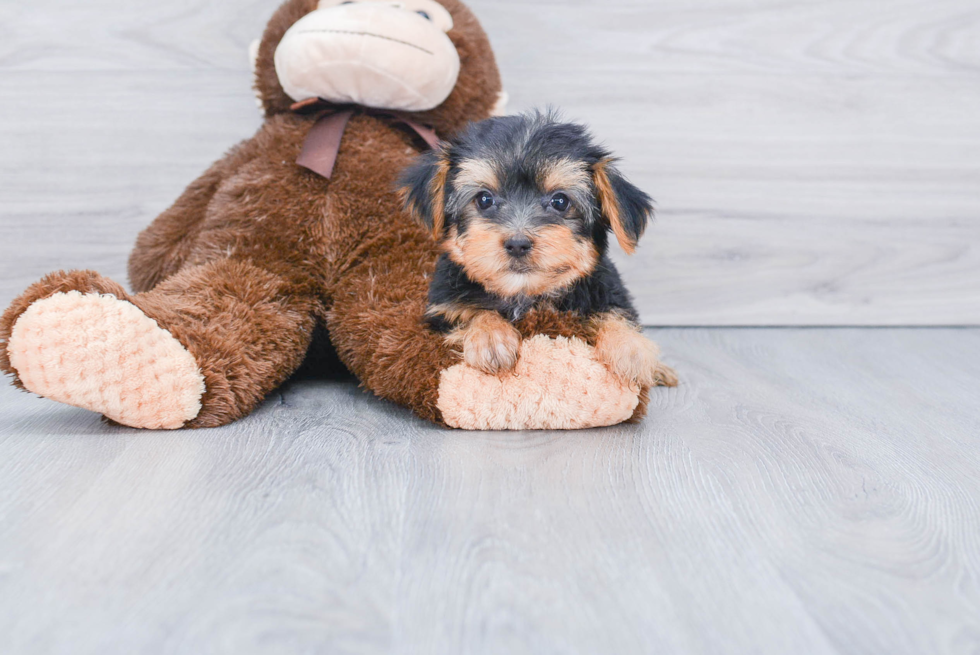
[128,141,259,293]
[325,258,650,430]
[1,260,317,429]
[325,260,458,426]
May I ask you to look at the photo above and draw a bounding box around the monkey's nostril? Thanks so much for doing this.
[504,236,533,258]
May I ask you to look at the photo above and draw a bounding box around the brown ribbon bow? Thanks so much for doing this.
[293,99,442,179]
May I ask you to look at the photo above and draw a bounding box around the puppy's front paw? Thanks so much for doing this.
[594,317,677,388]
[456,312,521,375]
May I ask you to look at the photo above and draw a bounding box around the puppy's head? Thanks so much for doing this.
[399,110,653,298]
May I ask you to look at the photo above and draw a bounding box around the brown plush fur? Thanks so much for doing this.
[0,0,661,428]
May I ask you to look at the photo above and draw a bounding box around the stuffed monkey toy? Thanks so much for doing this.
[0,0,674,431]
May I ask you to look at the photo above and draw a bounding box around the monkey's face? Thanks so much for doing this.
[274,0,460,112]
[255,0,503,134]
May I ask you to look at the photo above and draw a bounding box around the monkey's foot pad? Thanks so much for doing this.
[7,291,205,429]
[438,334,640,430]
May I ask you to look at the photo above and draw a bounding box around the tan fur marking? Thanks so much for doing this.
[447,217,598,298]
[441,225,466,263]
[425,302,483,326]
[527,224,599,295]
[428,154,451,239]
[592,313,678,387]
[540,157,590,193]
[455,158,499,191]
[593,159,636,255]
[446,219,514,294]
[447,310,521,375]
[397,187,420,225]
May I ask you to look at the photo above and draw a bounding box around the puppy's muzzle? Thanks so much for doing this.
[504,235,533,259]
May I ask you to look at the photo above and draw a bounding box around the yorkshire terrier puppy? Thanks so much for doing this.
[398,111,677,388]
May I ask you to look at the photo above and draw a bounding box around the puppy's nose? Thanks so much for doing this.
[504,236,533,258]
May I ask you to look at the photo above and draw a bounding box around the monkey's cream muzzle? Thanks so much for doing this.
[274,0,460,112]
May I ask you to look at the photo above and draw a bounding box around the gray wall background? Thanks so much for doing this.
[1,0,977,325]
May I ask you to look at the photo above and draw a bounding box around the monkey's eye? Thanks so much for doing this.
[476,191,495,211]
[550,193,570,213]
[416,10,431,19]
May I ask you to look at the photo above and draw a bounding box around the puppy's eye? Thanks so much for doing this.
[416,10,431,19]
[550,193,570,213]
[476,191,495,211]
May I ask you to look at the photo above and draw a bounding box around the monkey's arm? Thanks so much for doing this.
[127,140,258,292]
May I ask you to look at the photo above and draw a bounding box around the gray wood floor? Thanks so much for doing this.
[2,328,979,654]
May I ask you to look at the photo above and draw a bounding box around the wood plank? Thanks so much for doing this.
[2,0,979,324]
[0,0,276,72]
[1,328,979,653]
[479,0,980,325]
[0,69,262,303]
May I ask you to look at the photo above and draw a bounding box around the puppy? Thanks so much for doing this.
[398,111,677,388]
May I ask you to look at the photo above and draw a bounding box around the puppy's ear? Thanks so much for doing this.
[592,159,654,255]
[398,149,451,240]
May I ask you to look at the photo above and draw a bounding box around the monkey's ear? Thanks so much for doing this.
[592,159,654,255]
[398,150,451,240]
